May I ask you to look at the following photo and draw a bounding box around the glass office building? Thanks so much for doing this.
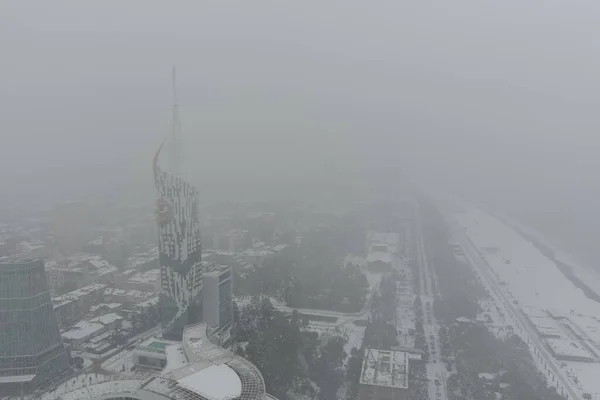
[0,259,69,393]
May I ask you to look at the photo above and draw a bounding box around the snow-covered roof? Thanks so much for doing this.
[129,268,161,284]
[360,348,409,389]
[367,251,392,264]
[89,313,123,326]
[53,283,108,308]
[62,321,105,340]
[178,365,242,400]
[163,344,189,374]
[38,323,274,400]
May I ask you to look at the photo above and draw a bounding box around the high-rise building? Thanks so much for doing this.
[154,144,203,340]
[0,259,70,394]
[202,263,233,331]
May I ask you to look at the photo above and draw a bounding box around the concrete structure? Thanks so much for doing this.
[37,323,277,400]
[133,337,181,371]
[366,231,399,272]
[359,349,411,400]
[154,142,203,340]
[0,259,69,394]
[61,313,123,351]
[202,263,233,331]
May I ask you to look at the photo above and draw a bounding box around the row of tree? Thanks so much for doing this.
[235,226,370,313]
[232,297,348,400]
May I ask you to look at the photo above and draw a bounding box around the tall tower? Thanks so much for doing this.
[0,260,69,394]
[154,68,203,340]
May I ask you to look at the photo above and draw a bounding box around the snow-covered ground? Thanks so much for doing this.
[452,207,600,398]
[102,349,134,373]
[493,213,600,305]
[343,324,367,360]
[36,373,110,400]
[454,208,600,318]
[478,298,511,339]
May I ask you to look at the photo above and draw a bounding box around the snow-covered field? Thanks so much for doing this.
[453,207,600,397]
[455,208,600,318]
[495,214,600,304]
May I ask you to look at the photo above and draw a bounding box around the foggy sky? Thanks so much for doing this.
[3,0,600,240]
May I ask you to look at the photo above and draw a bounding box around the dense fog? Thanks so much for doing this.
[2,1,600,261]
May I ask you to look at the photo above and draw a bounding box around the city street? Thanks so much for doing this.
[414,202,448,400]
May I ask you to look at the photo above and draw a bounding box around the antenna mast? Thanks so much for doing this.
[172,65,181,143]
[168,66,183,176]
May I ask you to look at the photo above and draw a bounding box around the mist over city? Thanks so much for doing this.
[2,2,600,400]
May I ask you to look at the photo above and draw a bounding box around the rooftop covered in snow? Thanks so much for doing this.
[359,348,409,389]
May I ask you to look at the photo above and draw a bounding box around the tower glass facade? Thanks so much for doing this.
[154,145,203,340]
[0,259,69,391]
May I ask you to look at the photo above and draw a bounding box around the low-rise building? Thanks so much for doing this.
[61,321,107,350]
[103,287,154,305]
[52,283,108,328]
[366,231,399,271]
[61,313,124,351]
[46,254,118,290]
[133,337,181,371]
[359,349,412,400]
[115,268,160,292]
[88,302,123,316]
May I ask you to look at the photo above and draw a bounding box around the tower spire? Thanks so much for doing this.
[169,65,183,175]
[172,65,181,142]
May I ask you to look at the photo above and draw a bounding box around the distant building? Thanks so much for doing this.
[115,268,161,292]
[126,246,159,271]
[202,263,234,331]
[0,259,69,394]
[214,229,251,253]
[366,231,398,272]
[46,255,118,291]
[103,287,154,305]
[359,349,412,400]
[52,283,108,328]
[17,240,49,259]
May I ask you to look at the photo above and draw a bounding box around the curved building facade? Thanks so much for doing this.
[36,324,277,400]
[154,144,203,340]
[0,259,69,393]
